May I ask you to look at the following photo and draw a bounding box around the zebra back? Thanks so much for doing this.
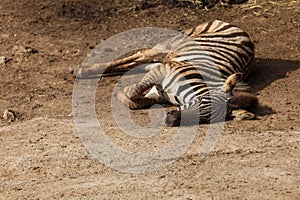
[74,20,254,79]
[172,20,254,81]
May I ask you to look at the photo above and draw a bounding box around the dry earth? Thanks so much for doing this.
[0,0,299,199]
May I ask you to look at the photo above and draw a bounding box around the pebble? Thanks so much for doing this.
[0,56,8,64]
[12,45,38,56]
[12,45,27,55]
[3,109,16,122]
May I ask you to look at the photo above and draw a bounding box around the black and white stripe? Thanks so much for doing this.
[93,20,255,126]
[136,20,254,125]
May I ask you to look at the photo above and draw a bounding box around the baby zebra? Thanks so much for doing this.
[75,20,259,126]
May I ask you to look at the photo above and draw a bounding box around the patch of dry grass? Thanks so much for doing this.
[241,0,299,11]
[239,0,299,18]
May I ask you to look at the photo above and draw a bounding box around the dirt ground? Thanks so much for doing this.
[0,0,299,199]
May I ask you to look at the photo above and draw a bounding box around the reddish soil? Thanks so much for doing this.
[0,0,299,199]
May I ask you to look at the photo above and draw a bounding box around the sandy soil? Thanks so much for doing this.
[0,0,299,199]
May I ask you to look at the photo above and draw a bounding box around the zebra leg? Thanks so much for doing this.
[227,92,258,121]
[117,84,159,110]
[117,67,165,110]
[224,74,257,121]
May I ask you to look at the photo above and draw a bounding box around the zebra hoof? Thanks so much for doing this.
[165,110,181,127]
[232,109,255,121]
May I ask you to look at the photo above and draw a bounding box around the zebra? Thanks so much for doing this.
[74,20,258,126]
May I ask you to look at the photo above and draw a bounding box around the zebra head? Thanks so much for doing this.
[165,89,230,127]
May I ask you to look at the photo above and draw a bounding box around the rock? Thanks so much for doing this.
[12,45,38,56]
[12,45,27,55]
[0,56,8,64]
[3,109,16,122]
[0,56,11,64]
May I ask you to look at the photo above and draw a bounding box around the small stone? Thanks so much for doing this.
[3,109,16,122]
[0,56,8,64]
[12,45,38,56]
[12,45,27,55]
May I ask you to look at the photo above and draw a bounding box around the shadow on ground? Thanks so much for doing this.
[246,58,299,117]
[248,58,300,92]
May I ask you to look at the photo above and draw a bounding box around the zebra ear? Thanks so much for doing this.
[223,72,243,93]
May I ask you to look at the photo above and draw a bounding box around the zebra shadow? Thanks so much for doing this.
[245,58,300,116]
